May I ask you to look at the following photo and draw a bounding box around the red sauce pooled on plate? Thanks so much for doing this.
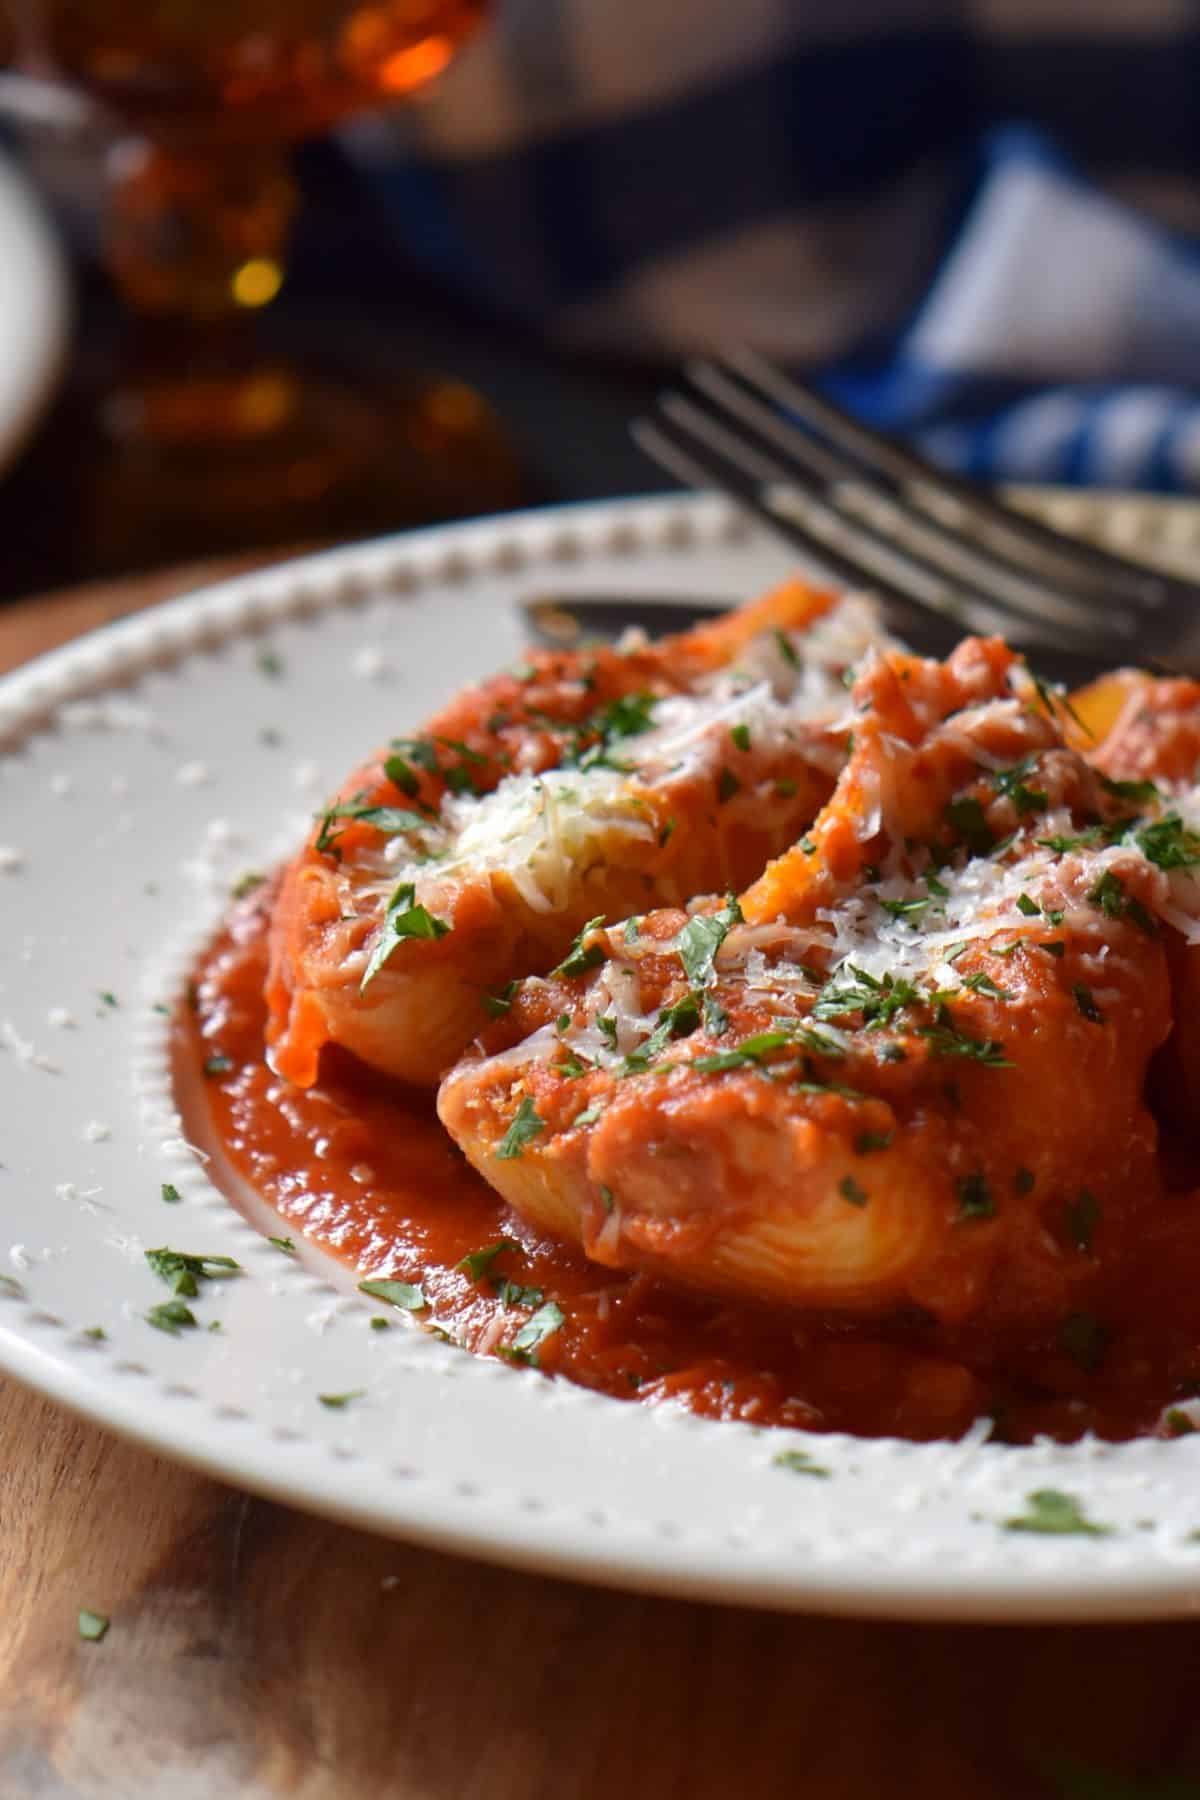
[184,889,1200,1445]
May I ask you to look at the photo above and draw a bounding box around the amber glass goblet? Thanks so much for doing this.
[7,1,517,562]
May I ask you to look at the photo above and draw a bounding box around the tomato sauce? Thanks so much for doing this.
[183,887,1200,1445]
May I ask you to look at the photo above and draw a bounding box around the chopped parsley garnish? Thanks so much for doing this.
[944,796,994,855]
[369,1316,391,1331]
[97,990,118,1009]
[676,896,743,988]
[496,1096,545,1160]
[1135,814,1200,871]
[1088,870,1158,934]
[658,818,677,848]
[1037,829,1104,853]
[773,1448,831,1477]
[621,993,701,1075]
[957,1172,995,1220]
[717,766,740,803]
[203,1054,233,1077]
[551,915,608,978]
[383,752,421,797]
[256,648,284,678]
[693,1030,794,1074]
[317,803,429,850]
[360,882,451,991]
[566,691,658,770]
[1066,1190,1101,1252]
[230,871,265,900]
[1072,984,1105,1024]
[730,722,751,752]
[160,1183,181,1205]
[146,1298,198,1334]
[494,1279,544,1310]
[599,1185,615,1214]
[993,757,1048,815]
[917,1022,1011,1066]
[597,1014,619,1049]
[78,1609,110,1642]
[814,965,920,1029]
[1098,773,1159,805]
[1016,893,1040,918]
[1165,1409,1197,1437]
[962,972,1012,1001]
[623,916,641,944]
[82,1326,105,1341]
[318,1390,365,1410]
[880,897,926,921]
[510,1300,565,1357]
[773,628,800,669]
[144,1248,241,1297]
[458,1239,519,1282]
[1003,1489,1110,1537]
[574,1102,606,1128]
[703,993,730,1036]
[268,1235,296,1256]
[799,835,816,854]
[358,1277,427,1311]
[839,1174,869,1207]
[854,1131,892,1155]
[483,979,519,1019]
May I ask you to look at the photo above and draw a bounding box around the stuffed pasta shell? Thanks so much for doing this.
[440,638,1194,1329]
[266,580,894,1087]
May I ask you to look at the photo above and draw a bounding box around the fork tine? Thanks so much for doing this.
[683,359,1141,647]
[633,415,997,659]
[633,416,1123,684]
[654,390,1120,656]
[723,347,1186,614]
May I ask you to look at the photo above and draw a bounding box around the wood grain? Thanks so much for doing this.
[3,568,1200,1800]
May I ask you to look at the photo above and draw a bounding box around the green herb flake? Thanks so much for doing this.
[1003,1489,1110,1537]
[146,1298,199,1335]
[1165,1409,1197,1438]
[511,1300,565,1356]
[268,1235,296,1256]
[945,796,994,856]
[623,916,641,944]
[145,1248,241,1297]
[160,1183,181,1205]
[1135,814,1200,872]
[82,1326,106,1341]
[457,1238,519,1282]
[496,1096,545,1160]
[839,1174,869,1208]
[676,896,743,989]
[852,1128,893,1156]
[360,882,452,991]
[97,990,118,1009]
[483,979,519,1019]
[1099,773,1160,805]
[717,766,740,804]
[358,1277,427,1312]
[730,722,751,752]
[78,1609,110,1642]
[318,1389,365,1410]
[551,915,608,979]
[369,1316,391,1331]
[773,628,800,669]
[957,1172,995,1220]
[599,1185,615,1215]
[255,648,284,678]
[203,1054,234,1077]
[694,1030,794,1074]
[1016,892,1040,917]
[773,1448,831,1478]
[382,753,420,797]
[1073,984,1105,1024]
[993,757,1049,815]
[230,871,265,900]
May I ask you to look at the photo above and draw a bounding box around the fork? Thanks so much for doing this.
[632,348,1200,679]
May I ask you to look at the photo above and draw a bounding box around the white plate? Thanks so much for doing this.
[4,492,1200,1624]
[0,149,68,474]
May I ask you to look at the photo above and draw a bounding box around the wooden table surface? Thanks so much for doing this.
[3,564,1200,1800]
